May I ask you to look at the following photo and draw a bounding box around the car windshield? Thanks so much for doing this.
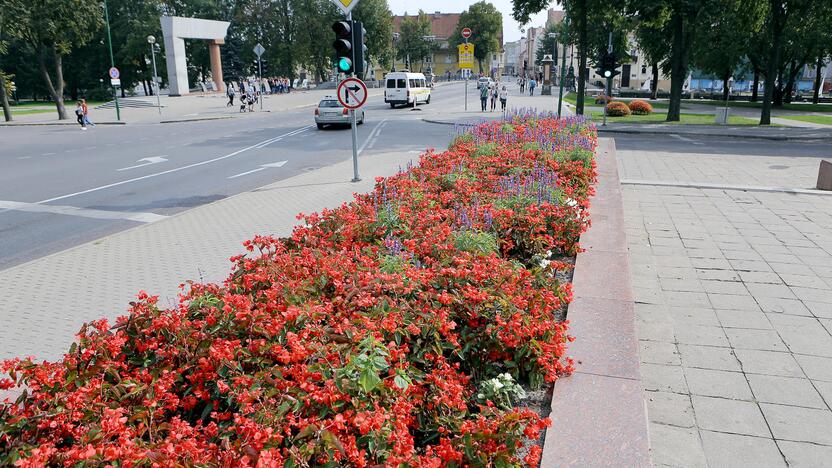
[319,100,341,108]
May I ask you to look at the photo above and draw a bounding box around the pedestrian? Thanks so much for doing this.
[499,85,508,111]
[490,83,498,111]
[239,91,248,112]
[519,78,525,94]
[74,101,87,130]
[248,91,256,112]
[226,84,236,107]
[529,78,536,96]
[480,83,488,111]
[80,99,95,127]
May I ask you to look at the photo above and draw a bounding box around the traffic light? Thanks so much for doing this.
[352,21,368,79]
[596,52,620,79]
[332,20,354,74]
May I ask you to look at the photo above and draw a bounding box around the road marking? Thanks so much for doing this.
[669,133,704,145]
[18,156,32,160]
[41,152,56,156]
[36,126,312,204]
[255,127,310,148]
[117,156,169,171]
[0,200,168,223]
[358,119,388,156]
[227,161,288,179]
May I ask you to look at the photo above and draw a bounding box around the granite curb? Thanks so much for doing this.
[0,121,126,127]
[596,125,832,141]
[540,138,651,467]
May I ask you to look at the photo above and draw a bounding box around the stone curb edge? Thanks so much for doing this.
[540,138,651,467]
[0,121,127,127]
[596,126,832,141]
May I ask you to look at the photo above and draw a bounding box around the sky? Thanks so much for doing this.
[386,0,556,43]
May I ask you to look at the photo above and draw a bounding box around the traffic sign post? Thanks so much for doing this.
[253,43,266,110]
[337,78,367,182]
[459,37,475,111]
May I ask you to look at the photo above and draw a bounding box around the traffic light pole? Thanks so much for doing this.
[464,37,468,111]
[557,18,568,118]
[258,57,263,111]
[603,32,612,126]
[348,12,360,183]
[103,0,120,121]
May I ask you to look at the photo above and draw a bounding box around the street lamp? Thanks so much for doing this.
[101,0,120,121]
[557,20,570,118]
[147,35,162,114]
[392,32,400,72]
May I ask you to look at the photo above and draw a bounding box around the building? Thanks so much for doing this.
[387,11,503,81]
[503,40,522,76]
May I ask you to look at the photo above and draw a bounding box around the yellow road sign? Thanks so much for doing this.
[330,0,359,15]
[458,43,475,69]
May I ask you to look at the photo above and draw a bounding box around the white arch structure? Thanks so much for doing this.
[160,16,230,96]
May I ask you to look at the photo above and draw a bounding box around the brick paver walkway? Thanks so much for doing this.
[621,148,832,466]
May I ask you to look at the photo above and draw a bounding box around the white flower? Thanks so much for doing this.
[564,198,578,207]
[477,393,484,399]
[539,259,551,269]
[492,380,504,390]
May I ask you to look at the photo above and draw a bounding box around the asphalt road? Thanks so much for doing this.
[0,83,470,270]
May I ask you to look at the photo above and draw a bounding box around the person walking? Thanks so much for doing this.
[519,77,525,94]
[490,83,498,111]
[74,101,87,130]
[226,84,236,107]
[479,83,489,111]
[529,78,536,96]
[499,85,508,112]
[80,99,95,127]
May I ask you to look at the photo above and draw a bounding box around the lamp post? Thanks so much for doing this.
[147,35,162,114]
[557,19,569,118]
[392,33,400,72]
[101,0,120,121]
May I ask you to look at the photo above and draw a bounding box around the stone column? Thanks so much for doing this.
[208,39,225,93]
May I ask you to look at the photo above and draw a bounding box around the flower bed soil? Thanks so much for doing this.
[1,113,597,466]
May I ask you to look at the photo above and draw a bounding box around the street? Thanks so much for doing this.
[0,83,471,269]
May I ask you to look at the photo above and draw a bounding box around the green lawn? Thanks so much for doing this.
[684,99,832,113]
[587,111,759,125]
[10,107,54,115]
[776,114,832,126]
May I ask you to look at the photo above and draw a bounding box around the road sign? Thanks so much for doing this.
[461,27,472,39]
[109,67,120,79]
[330,0,360,15]
[337,77,368,109]
[253,43,265,57]
[110,78,121,86]
[458,43,475,69]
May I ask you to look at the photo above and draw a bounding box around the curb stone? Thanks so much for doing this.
[0,121,127,127]
[540,138,651,467]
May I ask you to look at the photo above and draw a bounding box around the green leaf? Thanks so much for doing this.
[393,375,409,390]
[358,369,381,393]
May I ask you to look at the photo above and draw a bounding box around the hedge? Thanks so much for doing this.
[0,112,598,467]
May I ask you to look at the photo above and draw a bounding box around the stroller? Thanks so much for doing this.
[239,93,249,112]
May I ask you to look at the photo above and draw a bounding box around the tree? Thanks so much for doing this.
[535,24,559,66]
[759,0,809,124]
[397,11,434,71]
[633,12,670,100]
[353,0,394,73]
[450,1,503,73]
[0,9,12,121]
[4,0,103,119]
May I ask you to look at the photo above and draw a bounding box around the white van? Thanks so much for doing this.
[384,71,431,108]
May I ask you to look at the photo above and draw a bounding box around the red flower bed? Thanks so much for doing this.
[0,114,597,466]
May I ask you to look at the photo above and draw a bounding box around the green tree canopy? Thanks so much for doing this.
[450,1,503,73]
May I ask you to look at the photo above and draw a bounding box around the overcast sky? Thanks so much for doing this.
[386,0,556,43]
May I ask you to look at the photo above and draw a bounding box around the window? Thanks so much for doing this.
[397,79,406,88]
[319,100,341,108]
[445,54,453,64]
[386,79,396,88]
[641,65,647,74]
[409,79,417,87]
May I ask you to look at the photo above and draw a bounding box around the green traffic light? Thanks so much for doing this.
[338,57,352,72]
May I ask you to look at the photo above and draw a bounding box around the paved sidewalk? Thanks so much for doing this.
[599,124,832,141]
[0,149,416,362]
[622,149,832,466]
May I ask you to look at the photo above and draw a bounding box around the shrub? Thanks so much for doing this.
[594,94,613,104]
[0,114,598,467]
[628,99,653,115]
[606,101,631,117]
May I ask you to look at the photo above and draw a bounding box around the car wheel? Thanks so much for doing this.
[358,113,365,125]
[316,123,325,129]
[390,102,395,108]
[426,95,431,104]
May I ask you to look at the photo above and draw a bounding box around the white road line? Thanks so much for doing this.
[18,156,32,160]
[669,133,704,145]
[255,127,311,148]
[0,200,167,223]
[41,152,56,156]
[117,156,169,171]
[36,127,311,204]
[228,167,266,179]
[358,119,388,156]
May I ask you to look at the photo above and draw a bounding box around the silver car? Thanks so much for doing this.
[314,98,365,129]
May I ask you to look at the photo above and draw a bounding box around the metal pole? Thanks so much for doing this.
[258,56,263,111]
[348,11,360,182]
[150,44,161,114]
[464,37,468,111]
[557,19,568,118]
[103,0,120,121]
[602,32,613,126]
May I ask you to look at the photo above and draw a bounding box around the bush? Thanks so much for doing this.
[628,99,653,115]
[606,101,631,117]
[594,94,613,104]
[0,113,598,467]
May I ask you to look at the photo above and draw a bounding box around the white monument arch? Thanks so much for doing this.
[160,16,230,96]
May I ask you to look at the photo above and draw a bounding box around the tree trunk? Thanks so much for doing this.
[813,55,824,104]
[37,44,67,120]
[760,0,783,125]
[651,62,659,100]
[783,60,799,104]
[666,8,686,122]
[774,67,784,107]
[0,73,12,122]
[575,0,587,115]
[751,68,759,102]
[142,79,149,96]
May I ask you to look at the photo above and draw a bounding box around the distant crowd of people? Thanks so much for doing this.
[225,77,294,112]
